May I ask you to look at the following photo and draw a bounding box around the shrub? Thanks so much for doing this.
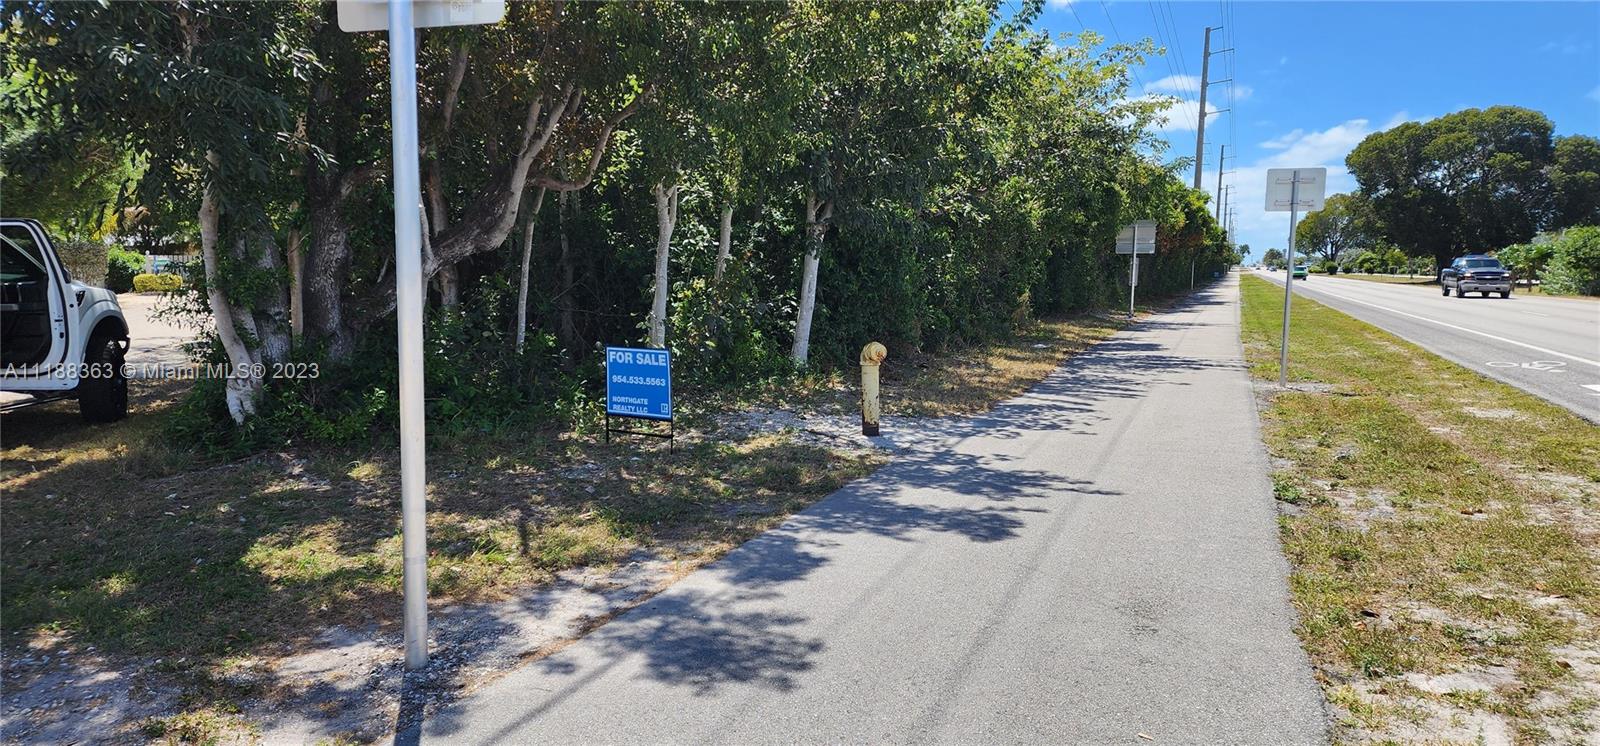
[1496,241,1553,286]
[56,239,109,286]
[106,247,145,292]
[132,273,184,293]
[1541,226,1600,295]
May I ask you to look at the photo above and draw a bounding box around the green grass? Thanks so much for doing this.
[1331,272,1435,285]
[1240,274,1600,741]
[1,413,876,660]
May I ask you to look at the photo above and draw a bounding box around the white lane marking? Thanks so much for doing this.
[1274,279,1600,368]
[1585,384,1600,396]
[1523,311,1551,318]
[1486,361,1567,372]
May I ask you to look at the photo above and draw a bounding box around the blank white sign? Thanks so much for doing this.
[338,0,505,33]
[1265,168,1327,212]
[1115,219,1158,255]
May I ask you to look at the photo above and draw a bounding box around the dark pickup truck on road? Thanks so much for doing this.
[1439,254,1512,298]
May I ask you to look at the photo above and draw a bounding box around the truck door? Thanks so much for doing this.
[0,221,68,371]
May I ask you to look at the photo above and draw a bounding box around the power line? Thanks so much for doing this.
[1090,0,1150,97]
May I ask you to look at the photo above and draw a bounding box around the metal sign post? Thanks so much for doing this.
[1265,168,1327,387]
[339,0,505,672]
[1115,219,1157,318]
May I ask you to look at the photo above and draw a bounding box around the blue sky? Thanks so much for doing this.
[1036,0,1600,261]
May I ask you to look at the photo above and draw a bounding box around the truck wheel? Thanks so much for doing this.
[1499,291,1510,298]
[77,333,128,423]
[1441,284,1449,296]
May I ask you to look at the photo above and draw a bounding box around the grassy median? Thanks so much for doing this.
[1240,274,1600,743]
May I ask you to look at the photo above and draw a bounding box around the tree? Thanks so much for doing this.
[782,2,969,364]
[1262,248,1285,269]
[1496,240,1554,287]
[4,0,1263,434]
[1238,243,1252,263]
[1347,106,1556,269]
[7,2,317,421]
[1294,193,1375,267]
[1542,226,1600,295]
[1550,135,1600,229]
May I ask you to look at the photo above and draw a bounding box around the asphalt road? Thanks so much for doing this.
[402,273,1327,744]
[1253,270,1600,423]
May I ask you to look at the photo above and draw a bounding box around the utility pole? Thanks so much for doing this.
[1193,26,1232,190]
[1215,144,1228,222]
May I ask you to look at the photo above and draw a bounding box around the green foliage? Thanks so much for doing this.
[1540,226,1600,296]
[1494,240,1554,283]
[1348,246,1412,275]
[1295,193,1377,266]
[131,273,183,293]
[105,247,145,293]
[15,0,1232,441]
[667,273,795,389]
[1262,248,1286,269]
[1551,135,1600,229]
[55,239,109,287]
[1346,106,1561,267]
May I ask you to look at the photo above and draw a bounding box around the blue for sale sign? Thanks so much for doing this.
[605,347,672,421]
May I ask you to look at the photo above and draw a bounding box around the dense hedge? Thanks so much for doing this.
[132,273,184,293]
[106,248,144,293]
[1539,226,1600,295]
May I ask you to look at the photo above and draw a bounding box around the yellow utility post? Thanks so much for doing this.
[860,342,887,436]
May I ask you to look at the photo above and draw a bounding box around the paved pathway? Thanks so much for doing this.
[404,272,1327,744]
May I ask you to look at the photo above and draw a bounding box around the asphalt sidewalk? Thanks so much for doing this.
[402,272,1328,744]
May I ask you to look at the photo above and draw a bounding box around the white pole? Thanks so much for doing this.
[388,0,429,671]
[1128,224,1138,318]
[1278,171,1299,388]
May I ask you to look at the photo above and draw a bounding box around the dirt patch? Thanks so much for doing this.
[1329,488,1399,530]
[1461,406,1525,421]
[246,549,684,742]
[0,637,179,743]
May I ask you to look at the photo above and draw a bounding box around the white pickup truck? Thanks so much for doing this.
[1,218,130,422]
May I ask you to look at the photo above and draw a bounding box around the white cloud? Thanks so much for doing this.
[1222,113,1410,253]
[1278,55,1288,66]
[1258,129,1304,150]
[1380,111,1415,130]
[1145,75,1201,96]
[1148,98,1222,133]
[1539,38,1593,56]
[1589,85,1600,103]
[1046,0,1074,7]
[1145,76,1249,103]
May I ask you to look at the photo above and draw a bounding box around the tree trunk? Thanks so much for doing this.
[714,202,733,282]
[245,228,292,366]
[303,191,356,360]
[790,190,832,365]
[648,182,680,348]
[199,153,262,424]
[287,227,304,339]
[514,186,548,353]
[426,166,461,307]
